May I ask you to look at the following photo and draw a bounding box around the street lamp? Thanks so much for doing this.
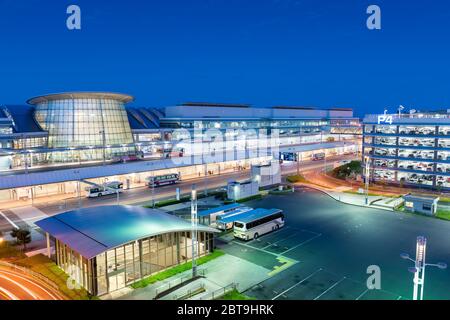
[191,185,198,278]
[364,155,370,205]
[400,236,447,300]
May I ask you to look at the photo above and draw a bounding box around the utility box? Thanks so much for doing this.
[403,194,439,216]
[227,180,259,201]
[251,161,281,188]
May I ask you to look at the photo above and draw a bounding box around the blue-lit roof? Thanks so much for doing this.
[36,205,218,259]
[198,203,242,217]
[126,107,163,130]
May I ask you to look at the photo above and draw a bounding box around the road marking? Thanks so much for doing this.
[301,229,321,236]
[268,256,298,277]
[262,232,300,249]
[279,233,322,255]
[271,268,322,300]
[232,240,281,257]
[313,276,346,300]
[246,227,291,246]
[0,211,19,229]
[355,288,369,300]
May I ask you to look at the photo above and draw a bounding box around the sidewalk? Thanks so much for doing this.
[297,183,400,211]
[114,254,271,300]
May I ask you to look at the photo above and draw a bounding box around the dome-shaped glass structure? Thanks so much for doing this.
[30,92,134,149]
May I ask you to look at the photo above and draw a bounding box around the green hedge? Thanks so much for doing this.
[146,190,228,208]
[286,175,307,183]
[218,289,256,300]
[331,161,362,180]
[224,194,263,204]
[436,210,450,221]
[269,185,294,195]
[16,254,97,300]
[131,250,225,289]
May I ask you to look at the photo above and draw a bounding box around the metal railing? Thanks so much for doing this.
[197,283,238,300]
[154,268,206,298]
[0,260,59,290]
[174,283,206,300]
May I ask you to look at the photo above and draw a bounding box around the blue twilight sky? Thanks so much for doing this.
[0,0,450,117]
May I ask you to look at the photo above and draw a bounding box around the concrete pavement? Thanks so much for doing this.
[116,254,271,300]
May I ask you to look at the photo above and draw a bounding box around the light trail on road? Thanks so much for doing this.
[0,266,64,300]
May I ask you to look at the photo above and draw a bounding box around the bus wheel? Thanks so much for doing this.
[98,193,102,197]
[254,233,259,240]
[275,225,280,230]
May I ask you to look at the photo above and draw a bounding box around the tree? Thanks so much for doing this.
[10,228,31,251]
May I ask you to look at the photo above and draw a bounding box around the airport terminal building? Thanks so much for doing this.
[363,111,450,190]
[0,92,361,206]
[36,205,218,296]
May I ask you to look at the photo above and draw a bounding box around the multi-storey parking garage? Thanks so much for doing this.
[363,112,450,190]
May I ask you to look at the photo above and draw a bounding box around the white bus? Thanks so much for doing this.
[147,173,180,187]
[215,206,254,230]
[233,208,285,241]
[86,181,123,198]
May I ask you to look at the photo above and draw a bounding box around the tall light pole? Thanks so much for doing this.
[364,155,370,205]
[401,236,447,300]
[191,184,198,278]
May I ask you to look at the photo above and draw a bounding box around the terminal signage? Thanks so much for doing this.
[377,110,394,125]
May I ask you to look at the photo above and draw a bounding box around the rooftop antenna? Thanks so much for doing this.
[398,105,405,116]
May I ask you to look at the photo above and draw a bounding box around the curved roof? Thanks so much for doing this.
[27,92,134,105]
[0,105,45,133]
[126,107,161,129]
[35,205,218,259]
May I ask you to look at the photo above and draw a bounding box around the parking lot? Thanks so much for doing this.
[218,187,450,300]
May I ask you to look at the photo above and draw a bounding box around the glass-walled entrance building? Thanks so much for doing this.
[37,205,218,296]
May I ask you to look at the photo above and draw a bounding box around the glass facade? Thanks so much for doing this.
[54,231,213,296]
[34,98,133,148]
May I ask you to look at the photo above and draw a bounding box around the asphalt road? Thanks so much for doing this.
[25,154,356,217]
[220,188,450,300]
[0,265,64,300]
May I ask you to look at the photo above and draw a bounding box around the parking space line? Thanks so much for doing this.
[246,227,291,246]
[279,233,322,255]
[232,240,282,257]
[355,288,369,300]
[301,229,321,236]
[313,276,346,300]
[271,268,322,300]
[261,232,300,250]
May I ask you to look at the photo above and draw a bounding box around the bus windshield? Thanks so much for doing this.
[234,222,245,229]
